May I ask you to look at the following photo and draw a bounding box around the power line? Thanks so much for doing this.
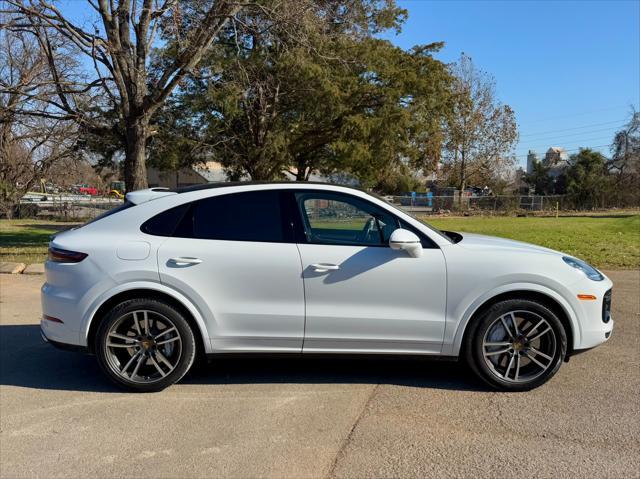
[516,136,614,153]
[513,144,610,160]
[517,105,633,126]
[518,125,623,143]
[519,119,627,137]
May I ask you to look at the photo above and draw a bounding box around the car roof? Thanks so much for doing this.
[170,181,364,194]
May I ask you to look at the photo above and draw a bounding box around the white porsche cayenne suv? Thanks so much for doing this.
[41,182,613,392]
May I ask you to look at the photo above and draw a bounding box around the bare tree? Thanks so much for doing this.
[608,107,640,207]
[610,106,639,175]
[0,25,79,218]
[3,0,243,191]
[442,53,518,195]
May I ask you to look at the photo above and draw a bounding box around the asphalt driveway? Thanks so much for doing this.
[1,271,638,478]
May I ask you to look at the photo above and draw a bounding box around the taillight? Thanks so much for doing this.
[48,247,88,263]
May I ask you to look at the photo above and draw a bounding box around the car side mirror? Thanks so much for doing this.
[389,229,423,258]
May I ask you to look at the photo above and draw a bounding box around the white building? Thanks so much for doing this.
[526,150,539,174]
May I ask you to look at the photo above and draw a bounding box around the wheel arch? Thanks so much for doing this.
[85,286,211,356]
[454,288,577,357]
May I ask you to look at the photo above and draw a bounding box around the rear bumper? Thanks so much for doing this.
[41,255,118,349]
[41,278,86,347]
[40,325,89,353]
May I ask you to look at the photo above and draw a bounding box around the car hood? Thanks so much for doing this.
[456,232,562,256]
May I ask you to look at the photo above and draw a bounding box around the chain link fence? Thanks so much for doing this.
[16,195,123,221]
[12,192,640,221]
[387,194,640,215]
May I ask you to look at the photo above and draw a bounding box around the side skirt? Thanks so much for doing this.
[205,352,459,362]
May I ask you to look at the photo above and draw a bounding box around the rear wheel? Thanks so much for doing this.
[465,299,567,391]
[95,298,196,392]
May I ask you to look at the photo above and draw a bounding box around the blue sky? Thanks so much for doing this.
[381,0,640,167]
[58,0,639,168]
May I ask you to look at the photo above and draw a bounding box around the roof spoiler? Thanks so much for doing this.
[125,188,177,205]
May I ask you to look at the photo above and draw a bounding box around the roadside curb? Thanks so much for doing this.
[0,262,26,274]
[23,263,45,275]
[0,262,43,275]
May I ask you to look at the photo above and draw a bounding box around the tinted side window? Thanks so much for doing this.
[141,203,190,236]
[188,190,286,242]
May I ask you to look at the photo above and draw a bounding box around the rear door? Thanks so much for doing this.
[155,190,305,352]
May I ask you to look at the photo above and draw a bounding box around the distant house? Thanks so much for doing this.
[543,147,570,178]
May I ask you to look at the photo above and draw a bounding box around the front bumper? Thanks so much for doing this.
[570,278,614,351]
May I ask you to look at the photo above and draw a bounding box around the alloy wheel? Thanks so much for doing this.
[103,310,183,384]
[482,310,557,383]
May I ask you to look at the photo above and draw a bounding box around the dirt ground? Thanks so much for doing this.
[1,271,639,478]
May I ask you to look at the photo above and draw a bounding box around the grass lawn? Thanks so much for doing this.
[1,214,638,268]
[425,214,639,269]
[0,220,79,264]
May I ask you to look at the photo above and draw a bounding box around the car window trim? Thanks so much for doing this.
[294,190,395,248]
[289,189,438,249]
[141,187,438,248]
[164,190,295,244]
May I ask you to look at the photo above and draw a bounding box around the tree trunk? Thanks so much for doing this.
[295,159,307,181]
[2,200,16,219]
[0,191,20,219]
[247,165,271,181]
[458,149,466,209]
[124,118,149,192]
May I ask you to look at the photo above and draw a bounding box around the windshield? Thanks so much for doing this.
[370,192,453,244]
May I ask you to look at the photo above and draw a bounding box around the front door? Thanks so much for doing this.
[293,191,447,354]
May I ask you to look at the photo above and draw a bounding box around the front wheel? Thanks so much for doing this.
[465,299,567,391]
[95,298,196,392]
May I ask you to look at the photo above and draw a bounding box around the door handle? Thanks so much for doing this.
[311,263,340,272]
[168,257,203,266]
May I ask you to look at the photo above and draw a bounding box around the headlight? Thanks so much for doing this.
[562,256,604,281]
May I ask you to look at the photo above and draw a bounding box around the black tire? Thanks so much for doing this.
[95,298,196,392]
[464,299,567,391]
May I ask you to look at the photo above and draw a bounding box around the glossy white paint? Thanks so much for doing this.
[125,188,176,204]
[389,228,423,258]
[41,183,613,359]
[158,237,305,352]
[298,243,446,353]
[116,241,150,260]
